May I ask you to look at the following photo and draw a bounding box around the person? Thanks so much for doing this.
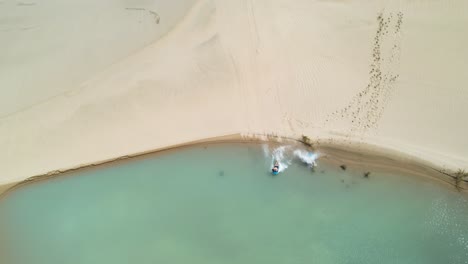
[272,161,280,173]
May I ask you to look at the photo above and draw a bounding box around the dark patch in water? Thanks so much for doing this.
[218,170,224,177]
[340,165,347,171]
[364,172,371,178]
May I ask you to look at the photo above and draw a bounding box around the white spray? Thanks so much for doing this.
[293,149,319,168]
[271,146,291,172]
[262,144,319,173]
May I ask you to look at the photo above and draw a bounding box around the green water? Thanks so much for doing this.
[1,144,467,264]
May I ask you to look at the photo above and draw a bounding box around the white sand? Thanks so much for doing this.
[1,0,467,185]
[0,0,196,116]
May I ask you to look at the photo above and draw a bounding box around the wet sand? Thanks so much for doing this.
[1,135,466,198]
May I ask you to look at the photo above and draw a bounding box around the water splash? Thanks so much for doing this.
[262,144,319,173]
[271,146,291,172]
[293,149,319,168]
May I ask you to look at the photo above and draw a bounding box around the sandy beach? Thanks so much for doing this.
[1,0,467,188]
[1,137,466,199]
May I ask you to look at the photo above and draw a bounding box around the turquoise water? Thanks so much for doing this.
[1,144,468,264]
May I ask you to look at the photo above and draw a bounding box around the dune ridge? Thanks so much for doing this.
[0,0,467,186]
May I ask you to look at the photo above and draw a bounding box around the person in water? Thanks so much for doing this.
[272,161,280,173]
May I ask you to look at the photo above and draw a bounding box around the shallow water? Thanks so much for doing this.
[1,144,467,264]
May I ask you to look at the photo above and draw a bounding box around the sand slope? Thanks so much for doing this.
[1,0,467,184]
[0,0,196,116]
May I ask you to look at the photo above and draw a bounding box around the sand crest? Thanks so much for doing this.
[0,0,467,186]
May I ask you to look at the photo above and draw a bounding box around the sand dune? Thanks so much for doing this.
[0,0,467,185]
[0,0,196,117]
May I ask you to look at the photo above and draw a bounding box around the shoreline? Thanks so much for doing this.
[1,0,468,193]
[1,134,466,198]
